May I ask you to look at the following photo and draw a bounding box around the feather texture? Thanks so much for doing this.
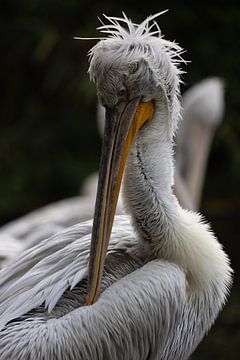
[0,13,232,360]
[0,260,186,360]
[0,216,140,329]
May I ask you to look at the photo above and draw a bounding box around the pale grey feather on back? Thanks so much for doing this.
[0,213,230,360]
[0,256,186,360]
[0,215,137,328]
[0,213,189,360]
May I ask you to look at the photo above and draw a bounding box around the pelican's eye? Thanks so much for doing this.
[119,87,126,96]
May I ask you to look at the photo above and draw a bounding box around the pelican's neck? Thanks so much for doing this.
[123,94,231,297]
[123,94,180,252]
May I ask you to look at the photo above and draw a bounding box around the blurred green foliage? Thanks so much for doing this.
[0,0,239,358]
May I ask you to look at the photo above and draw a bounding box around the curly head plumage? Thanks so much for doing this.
[88,12,185,66]
[77,12,186,136]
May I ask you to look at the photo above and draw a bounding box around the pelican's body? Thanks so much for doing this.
[0,13,232,359]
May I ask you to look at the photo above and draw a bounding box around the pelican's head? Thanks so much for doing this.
[83,13,184,304]
[90,45,159,108]
[88,12,184,133]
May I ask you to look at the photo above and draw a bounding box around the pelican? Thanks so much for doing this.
[0,13,232,359]
[0,234,24,268]
[176,77,225,209]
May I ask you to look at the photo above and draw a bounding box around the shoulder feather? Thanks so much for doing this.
[0,215,134,330]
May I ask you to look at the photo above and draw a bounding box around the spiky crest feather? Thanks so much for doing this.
[87,12,186,70]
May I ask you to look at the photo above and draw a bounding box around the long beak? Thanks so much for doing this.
[85,97,154,305]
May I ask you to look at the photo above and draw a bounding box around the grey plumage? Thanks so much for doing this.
[0,217,229,360]
[0,13,232,360]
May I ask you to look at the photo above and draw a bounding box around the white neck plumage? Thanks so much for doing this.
[123,93,232,298]
[123,94,179,248]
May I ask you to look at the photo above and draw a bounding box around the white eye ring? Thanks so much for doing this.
[119,87,126,96]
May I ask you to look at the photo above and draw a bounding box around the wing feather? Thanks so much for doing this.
[0,215,134,330]
[0,260,187,360]
[0,234,24,268]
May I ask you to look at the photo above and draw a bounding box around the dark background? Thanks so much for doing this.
[0,1,239,358]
